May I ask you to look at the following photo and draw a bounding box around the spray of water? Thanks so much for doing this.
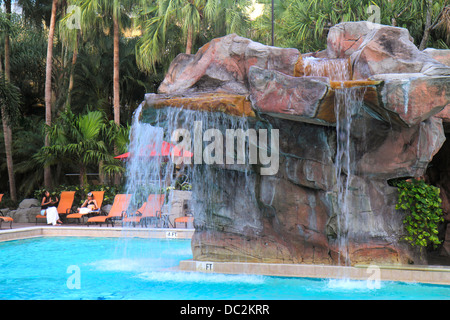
[124,105,254,233]
[334,88,365,267]
[303,57,351,81]
[305,58,367,268]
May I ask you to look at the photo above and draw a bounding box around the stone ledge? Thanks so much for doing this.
[179,259,450,286]
[0,226,195,242]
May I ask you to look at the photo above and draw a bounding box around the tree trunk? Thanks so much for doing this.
[419,0,433,50]
[44,0,58,188]
[186,27,193,55]
[1,110,15,202]
[2,0,16,202]
[113,16,120,126]
[113,16,121,185]
[66,32,79,108]
[79,165,87,189]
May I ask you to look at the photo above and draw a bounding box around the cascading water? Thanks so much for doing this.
[126,57,368,269]
[124,104,254,232]
[303,57,351,81]
[305,57,365,267]
[333,88,365,267]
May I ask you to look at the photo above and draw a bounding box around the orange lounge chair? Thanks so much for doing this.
[174,199,194,228]
[174,216,194,228]
[0,194,13,229]
[66,191,105,224]
[36,191,76,224]
[123,194,165,227]
[123,201,147,227]
[87,194,131,227]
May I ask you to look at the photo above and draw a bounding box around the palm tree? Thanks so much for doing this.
[67,0,135,127]
[44,0,59,188]
[136,0,251,72]
[0,1,17,202]
[59,5,82,108]
[252,0,449,53]
[0,73,21,202]
[35,108,115,188]
[12,116,46,197]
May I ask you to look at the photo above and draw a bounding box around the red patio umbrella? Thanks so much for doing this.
[114,141,193,160]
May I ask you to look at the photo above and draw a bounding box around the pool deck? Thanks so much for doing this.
[2,223,450,286]
[0,222,195,241]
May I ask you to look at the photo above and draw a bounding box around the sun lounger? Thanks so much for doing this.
[123,194,165,227]
[123,201,147,227]
[0,194,13,229]
[35,191,76,224]
[0,214,13,229]
[174,216,194,228]
[87,194,131,227]
[174,199,194,228]
[66,191,105,224]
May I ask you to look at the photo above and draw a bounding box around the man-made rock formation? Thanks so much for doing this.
[158,35,299,96]
[140,22,450,265]
[5,199,41,223]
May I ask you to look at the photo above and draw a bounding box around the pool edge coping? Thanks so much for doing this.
[0,226,195,241]
[179,259,450,286]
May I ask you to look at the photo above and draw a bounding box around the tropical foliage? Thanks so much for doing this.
[0,0,449,205]
[394,179,444,249]
[252,0,450,52]
[34,108,128,188]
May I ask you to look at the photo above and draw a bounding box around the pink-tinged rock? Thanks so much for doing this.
[435,106,450,123]
[158,34,299,95]
[259,176,334,264]
[356,116,445,179]
[249,66,332,125]
[350,25,450,79]
[327,21,382,59]
[424,48,450,66]
[370,74,450,127]
[192,230,298,263]
[284,158,336,191]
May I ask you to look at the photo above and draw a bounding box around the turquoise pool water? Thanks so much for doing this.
[0,237,449,300]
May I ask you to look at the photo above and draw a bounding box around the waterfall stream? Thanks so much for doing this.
[305,57,366,267]
[124,105,254,230]
[125,57,368,268]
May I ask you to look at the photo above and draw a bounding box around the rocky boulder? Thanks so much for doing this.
[326,21,384,59]
[350,25,450,78]
[3,199,42,223]
[8,207,42,223]
[368,73,450,127]
[248,66,332,124]
[158,33,299,95]
[18,198,40,209]
[140,21,450,266]
[326,22,450,79]
[355,116,446,179]
[424,48,450,66]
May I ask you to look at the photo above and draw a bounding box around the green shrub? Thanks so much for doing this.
[394,179,444,249]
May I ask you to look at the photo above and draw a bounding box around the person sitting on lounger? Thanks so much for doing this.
[41,190,62,226]
[77,192,99,214]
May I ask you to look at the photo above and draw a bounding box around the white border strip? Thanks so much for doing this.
[179,259,450,286]
[0,226,195,242]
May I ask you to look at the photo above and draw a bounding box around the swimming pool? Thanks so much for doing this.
[0,237,449,300]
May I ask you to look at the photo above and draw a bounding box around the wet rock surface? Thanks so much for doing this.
[142,22,450,265]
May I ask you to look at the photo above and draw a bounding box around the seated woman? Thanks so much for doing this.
[77,192,99,214]
[41,190,62,226]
